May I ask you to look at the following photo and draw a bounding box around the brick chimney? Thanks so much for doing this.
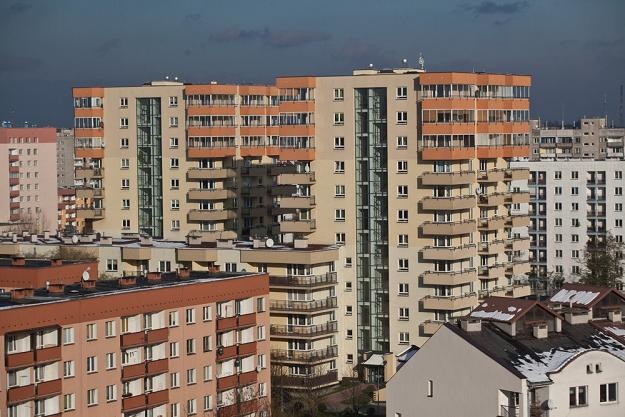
[177,268,191,280]
[11,256,26,266]
[81,279,96,290]
[47,283,65,294]
[147,271,161,282]
[118,276,137,287]
[11,288,34,300]
[51,258,63,266]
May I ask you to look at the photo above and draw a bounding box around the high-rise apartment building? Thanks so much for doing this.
[511,158,625,289]
[0,127,58,232]
[1,267,271,417]
[72,68,532,369]
[56,128,75,188]
[57,187,79,233]
[530,117,624,160]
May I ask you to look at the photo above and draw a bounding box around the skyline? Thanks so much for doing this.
[1,0,625,127]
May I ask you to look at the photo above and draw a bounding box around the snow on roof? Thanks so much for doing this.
[362,353,385,366]
[470,309,515,322]
[605,327,625,337]
[550,289,600,306]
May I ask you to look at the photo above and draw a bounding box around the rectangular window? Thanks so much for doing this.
[397,160,408,173]
[186,308,195,324]
[397,185,408,198]
[335,233,346,244]
[169,116,178,127]
[397,209,408,222]
[121,178,130,189]
[122,199,130,209]
[600,383,618,403]
[170,372,180,388]
[170,342,179,358]
[204,395,213,411]
[63,327,74,345]
[87,356,97,373]
[334,136,345,149]
[398,258,409,271]
[202,336,212,352]
[105,384,116,402]
[86,323,97,340]
[333,88,344,101]
[399,332,410,344]
[203,365,213,381]
[106,259,118,271]
[63,393,75,410]
[399,307,409,320]
[397,136,408,148]
[63,361,75,378]
[120,117,129,128]
[186,338,196,355]
[87,388,97,406]
[396,111,408,124]
[170,199,180,210]
[171,178,180,189]
[120,97,128,107]
[398,283,409,296]
[187,368,196,385]
[120,138,129,148]
[169,311,179,327]
[569,385,587,407]
[202,306,212,321]
[170,158,179,168]
[335,185,345,197]
[105,321,115,337]
[333,112,345,125]
[335,209,346,221]
[334,161,345,173]
[396,86,408,99]
[171,219,180,231]
[169,96,178,107]
[105,352,115,369]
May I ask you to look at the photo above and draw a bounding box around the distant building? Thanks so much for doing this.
[56,128,74,188]
[0,256,97,291]
[530,117,624,161]
[387,290,625,417]
[57,187,78,233]
[0,268,271,417]
[0,127,58,233]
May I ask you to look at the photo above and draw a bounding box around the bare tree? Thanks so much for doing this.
[579,232,624,288]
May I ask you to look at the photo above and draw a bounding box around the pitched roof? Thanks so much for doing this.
[470,296,557,323]
[549,283,624,308]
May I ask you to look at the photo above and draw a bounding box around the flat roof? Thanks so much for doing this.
[0,258,92,268]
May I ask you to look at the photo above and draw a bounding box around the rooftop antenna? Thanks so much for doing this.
[401,58,408,68]
[418,53,425,71]
[368,63,374,69]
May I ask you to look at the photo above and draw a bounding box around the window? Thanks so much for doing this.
[397,209,408,222]
[397,160,408,173]
[335,209,345,221]
[186,339,196,355]
[169,116,178,127]
[202,336,212,352]
[170,342,179,358]
[399,332,410,344]
[554,202,562,211]
[122,199,130,209]
[396,86,408,99]
[397,136,408,148]
[334,161,345,173]
[259,382,267,397]
[121,178,130,189]
[186,308,195,324]
[87,356,97,373]
[203,365,213,381]
[171,220,180,231]
[399,307,409,320]
[63,360,75,378]
[334,136,345,149]
[572,235,579,243]
[105,321,115,337]
[170,372,180,388]
[335,185,345,197]
[616,187,623,196]
[170,178,180,189]
[396,111,408,124]
[120,158,129,169]
[555,250,562,258]
[120,97,128,107]
[258,353,266,369]
[555,218,562,227]
[63,327,74,345]
[571,203,579,211]
[170,158,179,168]
[202,306,212,321]
[347,354,354,364]
[257,325,266,340]
[204,395,213,411]
[398,283,409,295]
[345,306,353,316]
[616,171,623,179]
[600,383,617,403]
[122,219,131,230]
[346,329,353,340]
[170,199,180,210]
[169,96,178,107]
[398,234,408,246]
[86,323,97,340]
[120,137,129,148]
[333,112,345,125]
[554,186,562,195]
[169,311,179,327]
[397,185,408,198]
[257,297,266,312]
[333,88,344,101]
[572,250,580,258]
[87,388,97,406]
[335,233,346,244]
[105,352,115,369]
[616,203,623,212]
[187,368,196,385]
[571,186,579,195]
[569,386,587,407]
[398,258,409,271]
[617,219,623,228]
[105,384,116,402]
[63,393,75,410]
[555,234,562,242]
[187,399,196,415]
[120,117,129,128]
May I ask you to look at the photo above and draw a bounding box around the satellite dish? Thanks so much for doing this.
[265,238,274,248]
[71,235,79,244]
[82,271,90,281]
[546,399,555,410]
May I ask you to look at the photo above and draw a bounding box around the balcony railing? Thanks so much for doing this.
[270,321,338,338]
[270,345,338,363]
[273,371,339,389]
[270,297,337,312]
[269,272,337,288]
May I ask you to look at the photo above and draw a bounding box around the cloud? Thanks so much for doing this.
[0,54,43,73]
[95,38,121,55]
[207,27,330,48]
[8,2,32,15]
[462,1,529,15]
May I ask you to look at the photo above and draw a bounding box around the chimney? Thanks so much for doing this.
[118,276,137,287]
[99,236,113,245]
[30,234,38,243]
[50,258,63,266]
[187,235,202,246]
[11,256,26,266]
[216,239,233,248]
[11,288,34,300]
[140,235,153,246]
[177,268,191,280]
[79,235,94,243]
[81,279,96,290]
[43,230,50,240]
[22,231,29,238]
[294,239,308,249]
[565,309,590,325]
[147,271,161,282]
[608,309,622,323]
[460,317,482,332]
[47,283,65,294]
[532,323,548,339]
[252,239,263,248]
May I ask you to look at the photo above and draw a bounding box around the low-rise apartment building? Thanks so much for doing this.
[387,287,625,417]
[0,256,97,291]
[1,268,271,417]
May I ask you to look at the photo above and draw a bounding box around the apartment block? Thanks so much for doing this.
[530,117,625,160]
[57,188,79,233]
[511,158,625,288]
[388,287,625,417]
[56,128,74,188]
[0,257,98,291]
[0,127,58,232]
[71,68,533,376]
[1,268,271,417]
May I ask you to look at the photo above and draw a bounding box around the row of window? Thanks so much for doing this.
[570,383,618,407]
[333,86,409,101]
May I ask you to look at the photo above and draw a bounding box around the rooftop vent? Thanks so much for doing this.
[147,271,161,282]
[11,288,34,300]
[460,317,482,332]
[177,268,191,280]
[47,283,65,294]
[118,276,137,287]
[11,256,25,266]
[564,309,590,325]
[532,323,548,339]
[608,309,622,323]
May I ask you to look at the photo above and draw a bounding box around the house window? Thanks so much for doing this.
[122,219,130,230]
[398,258,409,271]
[169,311,179,327]
[120,118,129,128]
[171,220,180,230]
[399,307,409,320]
[397,160,408,173]
[346,329,353,340]
[569,386,587,407]
[334,161,345,173]
[63,328,74,345]
[396,111,408,124]
[398,283,409,295]
[399,332,410,344]
[105,384,116,402]
[186,308,196,324]
[397,209,408,222]
[397,136,408,148]
[396,86,408,99]
[169,117,178,127]
[170,158,179,168]
[335,185,345,197]
[170,137,179,148]
[87,389,97,406]
[120,158,129,169]
[170,372,180,388]
[186,368,196,384]
[105,352,115,369]
[121,178,130,189]
[333,88,344,101]
[335,233,346,244]
[398,234,408,246]
[335,209,346,221]
[334,112,345,125]
[120,138,129,148]
[122,199,130,209]
[334,136,345,149]
[86,356,97,373]
[345,306,352,316]
[169,96,178,107]
[105,321,115,337]
[86,323,97,340]
[170,199,180,210]
[600,383,617,403]
[63,361,75,377]
[171,178,180,189]
[120,97,128,107]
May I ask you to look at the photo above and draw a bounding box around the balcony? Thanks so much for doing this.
[9,154,19,162]
[271,345,338,364]
[76,207,105,219]
[217,341,258,361]
[187,146,237,158]
[506,284,531,298]
[271,184,298,196]
[35,346,62,364]
[479,216,506,230]
[75,167,104,178]
[421,195,475,211]
[122,247,152,261]
[122,390,169,413]
[240,185,267,197]
[421,293,478,311]
[242,206,268,217]
[421,244,477,261]
[507,214,529,227]
[9,189,19,198]
[7,384,35,404]
[505,168,529,181]
[507,191,530,204]
[278,196,315,209]
[478,240,506,255]
[273,371,338,389]
[420,147,475,161]
[422,268,477,286]
[420,170,476,186]
[122,358,169,380]
[76,187,104,199]
[278,172,316,185]
[35,378,62,398]
[278,219,316,233]
[479,264,506,279]
[189,230,237,241]
[506,237,530,252]
[477,169,506,182]
[75,147,104,158]
[478,192,507,206]
[507,261,531,276]
[120,328,169,349]
[217,371,257,391]
[270,297,337,313]
[420,320,444,336]
[421,220,476,236]
[188,188,236,200]
[6,350,35,369]
[187,167,236,180]
[270,321,338,339]
[217,399,259,417]
[188,209,237,222]
[216,313,257,332]
[269,272,337,289]
[242,166,268,176]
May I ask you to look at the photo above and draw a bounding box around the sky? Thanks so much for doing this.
[1,0,624,127]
